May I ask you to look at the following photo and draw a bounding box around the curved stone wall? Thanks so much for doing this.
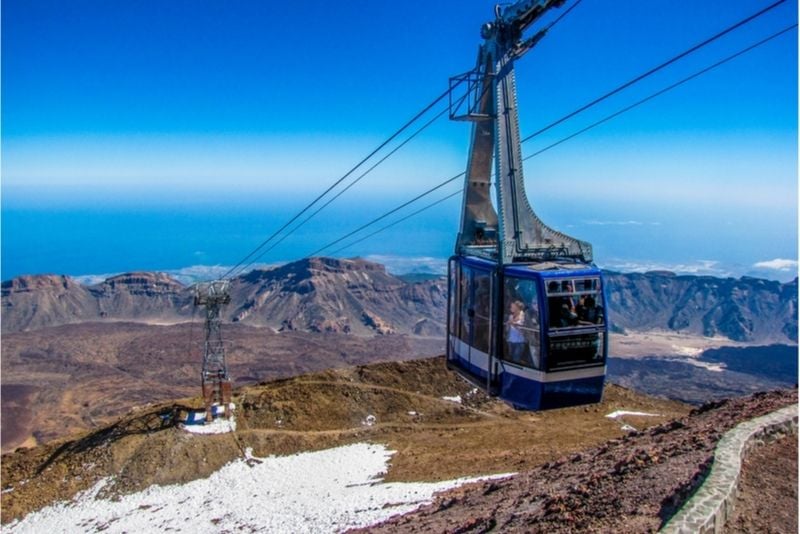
[662,403,798,533]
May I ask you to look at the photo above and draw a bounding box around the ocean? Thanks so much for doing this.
[0,196,460,282]
[2,191,796,283]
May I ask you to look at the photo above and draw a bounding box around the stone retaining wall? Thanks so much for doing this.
[661,403,798,534]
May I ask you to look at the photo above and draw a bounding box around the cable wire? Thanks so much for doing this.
[220,83,461,280]
[233,103,465,274]
[306,171,466,258]
[520,0,788,144]
[543,0,582,32]
[329,189,464,256]
[522,23,798,162]
[309,23,796,259]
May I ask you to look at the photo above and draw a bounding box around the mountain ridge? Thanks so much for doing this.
[2,258,796,344]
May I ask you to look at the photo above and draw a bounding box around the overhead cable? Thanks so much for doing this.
[306,171,465,258]
[520,0,788,143]
[328,189,464,256]
[310,23,796,258]
[234,102,467,274]
[522,23,798,162]
[220,83,461,280]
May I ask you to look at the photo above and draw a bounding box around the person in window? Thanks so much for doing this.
[506,300,526,363]
[577,294,603,324]
[559,301,579,327]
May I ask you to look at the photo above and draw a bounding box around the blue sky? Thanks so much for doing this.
[2,0,798,281]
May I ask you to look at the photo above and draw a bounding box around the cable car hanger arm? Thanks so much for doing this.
[454,0,592,264]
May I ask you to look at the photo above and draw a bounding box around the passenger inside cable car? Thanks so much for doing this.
[543,276,605,370]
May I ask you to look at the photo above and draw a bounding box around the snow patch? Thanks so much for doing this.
[671,345,703,357]
[180,415,236,435]
[6,443,508,534]
[665,357,726,372]
[441,395,462,404]
[605,410,661,419]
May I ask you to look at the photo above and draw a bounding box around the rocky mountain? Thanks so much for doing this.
[1,258,446,336]
[2,259,796,344]
[1,272,193,333]
[228,257,446,335]
[604,272,798,343]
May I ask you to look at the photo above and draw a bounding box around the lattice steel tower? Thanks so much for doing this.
[194,280,232,421]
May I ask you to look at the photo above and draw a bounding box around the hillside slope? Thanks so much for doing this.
[363,389,797,533]
[228,257,446,335]
[1,323,441,452]
[1,356,690,526]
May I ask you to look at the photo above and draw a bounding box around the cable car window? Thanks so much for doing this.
[548,330,605,370]
[503,277,541,369]
[545,276,605,370]
[472,270,492,354]
[458,264,472,344]
[456,264,492,353]
[546,277,604,329]
[448,259,459,339]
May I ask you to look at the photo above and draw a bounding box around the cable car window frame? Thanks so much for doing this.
[458,263,493,354]
[502,275,542,369]
[543,275,606,371]
[545,276,605,330]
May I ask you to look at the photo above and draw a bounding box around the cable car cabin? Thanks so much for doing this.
[446,256,607,410]
[445,1,608,409]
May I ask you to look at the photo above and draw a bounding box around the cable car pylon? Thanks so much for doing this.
[446,0,608,410]
[194,280,233,421]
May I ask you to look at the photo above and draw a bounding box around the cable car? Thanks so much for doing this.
[445,0,607,410]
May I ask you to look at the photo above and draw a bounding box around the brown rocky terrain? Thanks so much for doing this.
[727,434,797,533]
[361,387,797,533]
[0,356,689,525]
[0,258,447,336]
[228,257,446,335]
[1,356,794,532]
[0,322,442,452]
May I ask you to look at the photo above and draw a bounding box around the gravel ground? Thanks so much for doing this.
[358,389,797,533]
[726,434,797,533]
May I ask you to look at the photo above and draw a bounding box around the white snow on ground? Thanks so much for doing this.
[605,410,661,419]
[7,443,510,534]
[441,395,462,403]
[180,415,237,435]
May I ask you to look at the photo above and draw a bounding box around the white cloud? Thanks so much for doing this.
[752,258,799,272]
[363,255,447,275]
[71,264,279,287]
[602,259,730,277]
[583,220,643,226]
[581,220,662,227]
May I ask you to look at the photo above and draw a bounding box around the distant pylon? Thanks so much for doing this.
[194,280,232,422]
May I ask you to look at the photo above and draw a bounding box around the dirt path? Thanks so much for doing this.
[726,435,798,533]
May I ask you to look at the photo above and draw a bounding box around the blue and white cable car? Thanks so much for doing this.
[446,0,607,410]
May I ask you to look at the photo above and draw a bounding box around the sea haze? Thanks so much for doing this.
[1,189,796,282]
